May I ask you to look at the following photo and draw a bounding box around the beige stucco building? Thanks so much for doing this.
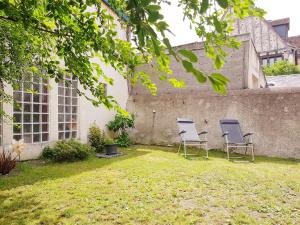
[0,2,130,160]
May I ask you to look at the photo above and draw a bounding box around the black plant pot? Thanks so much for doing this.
[104,144,118,155]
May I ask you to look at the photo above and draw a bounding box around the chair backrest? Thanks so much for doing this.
[177,118,200,142]
[220,119,244,144]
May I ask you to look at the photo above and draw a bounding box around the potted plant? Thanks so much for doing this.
[104,138,118,155]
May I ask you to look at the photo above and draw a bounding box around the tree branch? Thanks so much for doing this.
[0,16,58,35]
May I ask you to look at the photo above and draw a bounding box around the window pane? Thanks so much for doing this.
[65,97,71,105]
[24,93,32,102]
[33,104,40,113]
[58,123,64,131]
[65,106,71,113]
[42,124,48,132]
[72,98,78,106]
[65,132,70,139]
[42,95,48,103]
[72,132,77,138]
[42,114,48,122]
[14,114,22,123]
[65,123,71,131]
[23,114,31,123]
[14,92,22,102]
[42,105,48,113]
[24,104,31,112]
[33,114,40,123]
[58,96,64,104]
[72,106,77,114]
[24,134,32,143]
[42,133,49,142]
[65,114,71,122]
[58,132,64,140]
[65,88,71,96]
[58,114,64,122]
[33,83,40,93]
[23,124,32,133]
[33,124,40,133]
[58,105,64,113]
[58,87,64,95]
[33,134,40,143]
[13,124,22,133]
[33,94,40,102]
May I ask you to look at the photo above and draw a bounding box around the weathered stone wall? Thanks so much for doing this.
[132,34,266,96]
[127,88,300,159]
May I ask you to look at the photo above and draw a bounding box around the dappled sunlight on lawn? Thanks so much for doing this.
[0,146,299,224]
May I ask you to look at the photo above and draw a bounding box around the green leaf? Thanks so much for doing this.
[178,49,198,63]
[213,16,222,33]
[146,5,161,11]
[200,0,209,14]
[182,60,193,72]
[216,0,229,9]
[215,55,223,69]
[210,73,230,84]
[191,69,207,83]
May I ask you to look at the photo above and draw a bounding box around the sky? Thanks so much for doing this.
[162,0,300,46]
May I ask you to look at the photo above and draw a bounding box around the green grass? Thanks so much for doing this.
[0,146,299,225]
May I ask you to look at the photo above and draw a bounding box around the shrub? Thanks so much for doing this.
[263,60,300,76]
[104,138,116,145]
[106,113,134,147]
[0,150,16,175]
[88,124,106,153]
[42,139,93,162]
[116,131,131,147]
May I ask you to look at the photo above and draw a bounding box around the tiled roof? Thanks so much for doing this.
[288,35,300,49]
[267,74,300,87]
[268,18,290,29]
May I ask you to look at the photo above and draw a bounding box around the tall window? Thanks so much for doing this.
[13,76,49,143]
[58,76,78,140]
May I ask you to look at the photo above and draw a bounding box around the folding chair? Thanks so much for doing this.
[177,118,208,158]
[220,119,254,162]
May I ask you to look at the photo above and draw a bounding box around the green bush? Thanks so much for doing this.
[42,139,93,162]
[263,60,300,76]
[106,113,135,147]
[104,138,116,145]
[116,131,131,147]
[88,124,106,153]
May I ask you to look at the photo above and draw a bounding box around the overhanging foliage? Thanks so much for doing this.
[0,0,264,115]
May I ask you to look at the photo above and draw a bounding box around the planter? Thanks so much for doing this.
[104,144,118,155]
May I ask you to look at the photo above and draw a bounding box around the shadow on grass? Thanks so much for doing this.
[135,145,300,165]
[0,148,149,191]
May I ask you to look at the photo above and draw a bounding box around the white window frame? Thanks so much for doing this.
[13,76,50,144]
[57,75,78,140]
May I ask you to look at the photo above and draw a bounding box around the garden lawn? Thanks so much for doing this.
[0,146,299,225]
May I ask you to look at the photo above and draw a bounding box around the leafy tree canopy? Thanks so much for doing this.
[0,0,264,115]
[263,60,300,76]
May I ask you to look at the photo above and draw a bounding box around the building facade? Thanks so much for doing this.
[232,17,297,66]
[132,33,266,96]
[0,2,130,160]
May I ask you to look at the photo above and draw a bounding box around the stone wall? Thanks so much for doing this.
[127,88,300,159]
[132,34,265,96]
